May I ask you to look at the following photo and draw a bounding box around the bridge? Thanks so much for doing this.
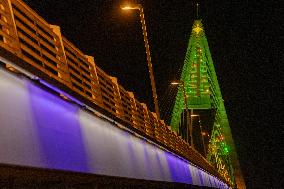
[0,0,245,188]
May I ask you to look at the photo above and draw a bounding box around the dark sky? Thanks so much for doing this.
[25,0,283,188]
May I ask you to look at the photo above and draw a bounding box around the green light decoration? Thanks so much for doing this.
[170,20,211,131]
[170,20,245,188]
[223,146,229,154]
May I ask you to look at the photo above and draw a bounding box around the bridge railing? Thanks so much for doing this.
[0,0,225,182]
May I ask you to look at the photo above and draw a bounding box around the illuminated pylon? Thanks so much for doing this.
[170,20,246,189]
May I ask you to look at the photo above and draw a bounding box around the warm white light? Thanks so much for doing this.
[191,114,199,117]
[171,82,180,85]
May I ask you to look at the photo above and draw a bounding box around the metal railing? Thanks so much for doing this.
[0,0,225,182]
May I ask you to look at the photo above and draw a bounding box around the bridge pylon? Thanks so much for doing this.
[170,20,246,188]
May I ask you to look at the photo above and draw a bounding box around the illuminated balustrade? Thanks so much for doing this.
[0,0,227,184]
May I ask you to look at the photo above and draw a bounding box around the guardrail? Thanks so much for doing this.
[0,0,225,183]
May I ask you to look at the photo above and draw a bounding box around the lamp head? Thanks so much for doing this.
[121,4,141,10]
[191,114,199,117]
[171,80,185,86]
[171,81,180,85]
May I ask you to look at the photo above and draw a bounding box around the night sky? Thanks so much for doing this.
[24,0,283,188]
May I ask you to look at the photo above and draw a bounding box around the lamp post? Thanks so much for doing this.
[171,80,193,147]
[198,116,207,156]
[121,4,160,120]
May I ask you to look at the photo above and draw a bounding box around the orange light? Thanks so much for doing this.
[121,6,132,10]
[121,5,140,10]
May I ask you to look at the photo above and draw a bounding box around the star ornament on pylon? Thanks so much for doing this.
[193,24,203,34]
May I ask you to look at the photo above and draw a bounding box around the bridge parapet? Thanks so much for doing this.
[0,0,228,185]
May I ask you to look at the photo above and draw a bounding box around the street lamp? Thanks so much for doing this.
[121,4,160,120]
[171,80,194,147]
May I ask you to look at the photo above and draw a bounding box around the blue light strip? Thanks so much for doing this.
[0,68,229,188]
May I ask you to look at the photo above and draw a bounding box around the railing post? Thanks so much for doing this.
[3,0,21,53]
[127,92,139,129]
[151,112,163,143]
[50,25,71,87]
[110,76,124,117]
[141,103,154,138]
[159,120,167,145]
[85,55,103,105]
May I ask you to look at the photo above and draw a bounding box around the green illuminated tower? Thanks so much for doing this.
[170,20,246,188]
